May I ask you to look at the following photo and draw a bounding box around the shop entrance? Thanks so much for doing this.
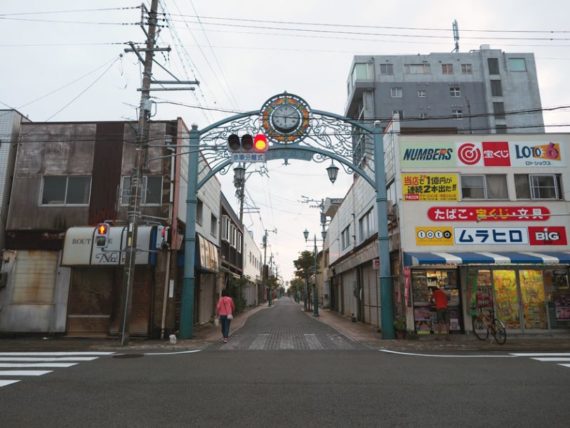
[468,266,569,332]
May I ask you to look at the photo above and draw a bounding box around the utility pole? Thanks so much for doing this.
[262,228,277,306]
[122,1,197,345]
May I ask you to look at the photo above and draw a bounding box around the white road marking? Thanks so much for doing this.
[279,337,294,350]
[532,357,570,362]
[0,380,20,388]
[0,370,52,376]
[560,364,570,368]
[249,334,269,350]
[144,350,201,356]
[0,357,98,362]
[329,334,354,350]
[380,349,513,358]
[0,363,78,368]
[510,353,570,357]
[304,334,324,350]
[0,352,113,356]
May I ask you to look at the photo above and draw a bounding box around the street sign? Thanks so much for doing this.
[231,153,266,163]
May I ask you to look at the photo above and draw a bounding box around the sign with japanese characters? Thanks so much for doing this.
[399,141,565,168]
[427,206,551,222]
[454,227,529,245]
[402,173,458,201]
[415,226,453,246]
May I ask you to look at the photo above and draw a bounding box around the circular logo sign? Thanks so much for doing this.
[260,93,311,145]
[457,143,481,165]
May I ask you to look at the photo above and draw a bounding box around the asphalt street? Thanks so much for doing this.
[1,298,569,427]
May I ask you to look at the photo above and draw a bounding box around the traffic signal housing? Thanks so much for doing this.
[227,133,269,154]
[95,222,110,248]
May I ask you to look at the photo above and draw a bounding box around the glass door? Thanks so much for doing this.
[519,269,547,329]
[493,270,520,329]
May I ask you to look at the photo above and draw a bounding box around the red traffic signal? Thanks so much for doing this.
[253,134,268,153]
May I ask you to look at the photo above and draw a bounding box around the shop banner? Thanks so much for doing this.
[402,173,458,201]
[528,226,568,245]
[415,226,453,246]
[454,227,528,245]
[427,206,551,222]
[399,140,565,168]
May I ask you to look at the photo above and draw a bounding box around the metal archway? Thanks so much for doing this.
[179,93,394,340]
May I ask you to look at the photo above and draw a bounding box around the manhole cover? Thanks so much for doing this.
[112,353,144,359]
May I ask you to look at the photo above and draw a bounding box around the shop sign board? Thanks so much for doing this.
[427,206,551,222]
[415,226,453,246]
[399,140,565,168]
[528,226,568,245]
[454,227,528,245]
[402,173,458,201]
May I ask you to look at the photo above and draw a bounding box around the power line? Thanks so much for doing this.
[0,6,140,17]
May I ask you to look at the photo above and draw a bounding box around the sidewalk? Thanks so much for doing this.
[1,301,569,353]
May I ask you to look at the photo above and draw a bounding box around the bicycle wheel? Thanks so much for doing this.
[492,319,507,345]
[472,317,488,340]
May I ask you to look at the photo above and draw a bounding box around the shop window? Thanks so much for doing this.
[461,174,507,200]
[544,269,570,328]
[515,174,561,200]
[41,175,91,205]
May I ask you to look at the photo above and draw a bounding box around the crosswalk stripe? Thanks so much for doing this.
[510,353,570,357]
[248,334,269,350]
[560,364,570,368]
[532,357,570,362]
[304,334,324,350]
[279,337,294,350]
[0,357,98,362]
[0,352,113,356]
[0,380,20,388]
[329,334,354,350]
[0,363,78,368]
[0,370,52,376]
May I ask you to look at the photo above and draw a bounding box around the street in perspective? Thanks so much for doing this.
[1,297,570,427]
[2,1,570,427]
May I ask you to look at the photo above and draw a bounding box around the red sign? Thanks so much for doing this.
[427,206,550,222]
[482,141,511,166]
[529,226,568,245]
[457,143,481,165]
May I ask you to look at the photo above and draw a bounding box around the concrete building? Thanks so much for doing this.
[242,229,262,307]
[346,46,544,165]
[0,119,222,337]
[326,117,570,335]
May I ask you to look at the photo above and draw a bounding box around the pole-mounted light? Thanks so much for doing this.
[303,228,309,242]
[326,161,339,184]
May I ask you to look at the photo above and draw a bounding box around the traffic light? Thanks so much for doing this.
[95,223,110,248]
[227,133,269,153]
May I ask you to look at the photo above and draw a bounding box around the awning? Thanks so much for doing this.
[404,251,570,266]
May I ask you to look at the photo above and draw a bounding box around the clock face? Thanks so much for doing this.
[271,104,301,133]
[260,93,311,144]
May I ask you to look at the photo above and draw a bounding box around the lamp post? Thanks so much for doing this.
[303,228,320,317]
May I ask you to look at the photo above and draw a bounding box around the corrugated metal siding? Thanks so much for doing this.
[12,251,58,304]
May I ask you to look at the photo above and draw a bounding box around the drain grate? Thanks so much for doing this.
[112,353,144,359]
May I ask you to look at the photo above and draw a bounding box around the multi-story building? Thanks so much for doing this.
[242,229,262,307]
[346,45,544,165]
[326,117,570,335]
[0,119,223,337]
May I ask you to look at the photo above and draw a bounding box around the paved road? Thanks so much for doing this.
[208,297,366,351]
[1,297,570,427]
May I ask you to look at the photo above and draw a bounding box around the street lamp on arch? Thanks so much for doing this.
[326,160,339,184]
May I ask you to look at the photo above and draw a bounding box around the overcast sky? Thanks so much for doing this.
[1,0,569,282]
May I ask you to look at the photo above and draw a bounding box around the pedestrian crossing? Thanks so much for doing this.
[0,352,114,388]
[511,352,570,369]
[215,332,363,351]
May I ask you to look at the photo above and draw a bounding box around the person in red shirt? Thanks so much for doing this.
[432,287,450,338]
[216,289,235,343]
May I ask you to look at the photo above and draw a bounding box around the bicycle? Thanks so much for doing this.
[472,309,507,345]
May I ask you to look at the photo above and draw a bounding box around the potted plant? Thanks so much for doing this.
[394,317,407,339]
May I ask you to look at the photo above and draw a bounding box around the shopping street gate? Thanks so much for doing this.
[180,93,395,339]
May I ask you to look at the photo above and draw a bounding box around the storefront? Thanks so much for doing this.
[404,251,570,334]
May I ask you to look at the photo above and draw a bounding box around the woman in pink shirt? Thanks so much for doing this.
[216,289,235,343]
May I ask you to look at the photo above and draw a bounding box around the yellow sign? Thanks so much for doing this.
[415,227,454,246]
[402,173,458,201]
